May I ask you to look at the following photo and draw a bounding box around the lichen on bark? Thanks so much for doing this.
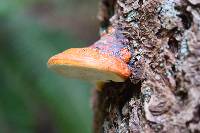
[93,0,200,132]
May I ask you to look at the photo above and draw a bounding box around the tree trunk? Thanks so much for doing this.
[92,0,200,132]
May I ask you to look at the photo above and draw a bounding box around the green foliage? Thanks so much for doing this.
[0,2,93,133]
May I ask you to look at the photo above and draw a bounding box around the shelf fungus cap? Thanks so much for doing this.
[48,48,131,82]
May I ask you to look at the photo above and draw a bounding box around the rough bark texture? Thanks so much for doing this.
[92,0,200,132]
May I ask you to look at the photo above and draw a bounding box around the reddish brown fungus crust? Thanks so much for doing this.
[90,29,131,63]
[48,47,131,80]
[48,29,133,82]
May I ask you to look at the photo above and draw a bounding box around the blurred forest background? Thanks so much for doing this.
[0,0,99,133]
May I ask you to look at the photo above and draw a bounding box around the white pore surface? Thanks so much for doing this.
[49,64,124,82]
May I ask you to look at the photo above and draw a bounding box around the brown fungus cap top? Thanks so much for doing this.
[48,48,131,82]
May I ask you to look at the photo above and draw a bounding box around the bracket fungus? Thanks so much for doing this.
[48,28,132,86]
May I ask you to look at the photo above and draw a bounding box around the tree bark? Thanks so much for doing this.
[92,0,200,132]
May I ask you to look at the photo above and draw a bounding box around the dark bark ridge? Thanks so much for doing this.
[93,0,200,132]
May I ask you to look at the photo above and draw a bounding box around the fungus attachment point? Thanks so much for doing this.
[47,29,132,88]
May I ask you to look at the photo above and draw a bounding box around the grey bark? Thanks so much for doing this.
[92,0,200,133]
